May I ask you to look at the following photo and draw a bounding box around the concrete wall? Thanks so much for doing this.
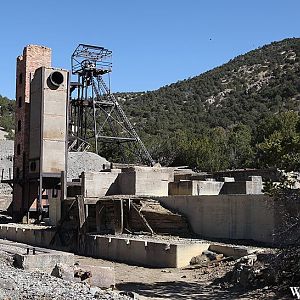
[29,67,68,175]
[169,180,224,196]
[118,167,174,196]
[82,170,121,198]
[159,195,277,244]
[48,196,61,226]
[220,176,263,195]
[169,177,262,196]
[82,234,209,268]
[0,224,55,247]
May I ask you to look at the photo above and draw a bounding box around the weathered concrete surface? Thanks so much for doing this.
[81,167,175,198]
[52,263,115,288]
[118,166,174,196]
[48,197,61,226]
[51,263,75,282]
[0,238,116,289]
[82,170,121,198]
[0,224,55,247]
[159,195,277,244]
[14,250,74,272]
[209,244,259,259]
[75,264,115,288]
[169,180,224,196]
[82,234,209,268]
[169,176,262,196]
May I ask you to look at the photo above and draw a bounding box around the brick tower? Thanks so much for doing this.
[13,45,52,222]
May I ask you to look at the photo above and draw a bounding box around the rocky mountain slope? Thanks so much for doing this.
[120,38,300,138]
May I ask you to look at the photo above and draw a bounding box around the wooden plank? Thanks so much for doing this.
[95,202,105,232]
[84,197,101,205]
[131,203,154,235]
[114,200,124,234]
[77,195,86,232]
[49,198,77,246]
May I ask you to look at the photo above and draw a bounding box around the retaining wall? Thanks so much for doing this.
[82,234,209,268]
[159,195,278,245]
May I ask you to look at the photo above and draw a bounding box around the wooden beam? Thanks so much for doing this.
[77,195,86,233]
[49,198,77,246]
[95,202,105,232]
[131,202,154,235]
[114,200,124,234]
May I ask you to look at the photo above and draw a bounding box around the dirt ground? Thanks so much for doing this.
[75,255,285,300]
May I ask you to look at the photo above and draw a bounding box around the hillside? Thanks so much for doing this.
[0,95,14,139]
[2,38,300,171]
[120,38,300,135]
[117,38,300,170]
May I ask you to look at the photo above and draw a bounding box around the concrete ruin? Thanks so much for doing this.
[0,44,296,273]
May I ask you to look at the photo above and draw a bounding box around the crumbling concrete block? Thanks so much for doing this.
[84,234,210,268]
[118,166,174,196]
[75,264,115,288]
[13,249,74,272]
[51,263,115,288]
[209,244,259,259]
[51,263,75,282]
[82,170,121,198]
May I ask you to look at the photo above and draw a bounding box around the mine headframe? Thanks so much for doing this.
[69,44,155,166]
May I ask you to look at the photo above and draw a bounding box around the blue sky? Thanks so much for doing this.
[0,0,299,99]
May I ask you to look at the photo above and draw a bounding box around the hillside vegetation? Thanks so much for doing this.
[117,38,300,171]
[2,38,300,171]
[0,95,14,139]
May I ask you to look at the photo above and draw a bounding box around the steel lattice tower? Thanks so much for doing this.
[69,44,154,166]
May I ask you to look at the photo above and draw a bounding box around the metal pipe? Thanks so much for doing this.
[49,71,64,87]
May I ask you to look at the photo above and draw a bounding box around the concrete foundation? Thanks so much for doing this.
[82,234,210,268]
[0,224,210,268]
[0,224,55,247]
[169,176,263,196]
[0,223,270,268]
[159,195,277,244]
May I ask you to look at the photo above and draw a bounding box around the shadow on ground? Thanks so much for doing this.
[116,281,274,299]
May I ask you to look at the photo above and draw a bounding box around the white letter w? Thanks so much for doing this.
[290,287,300,299]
